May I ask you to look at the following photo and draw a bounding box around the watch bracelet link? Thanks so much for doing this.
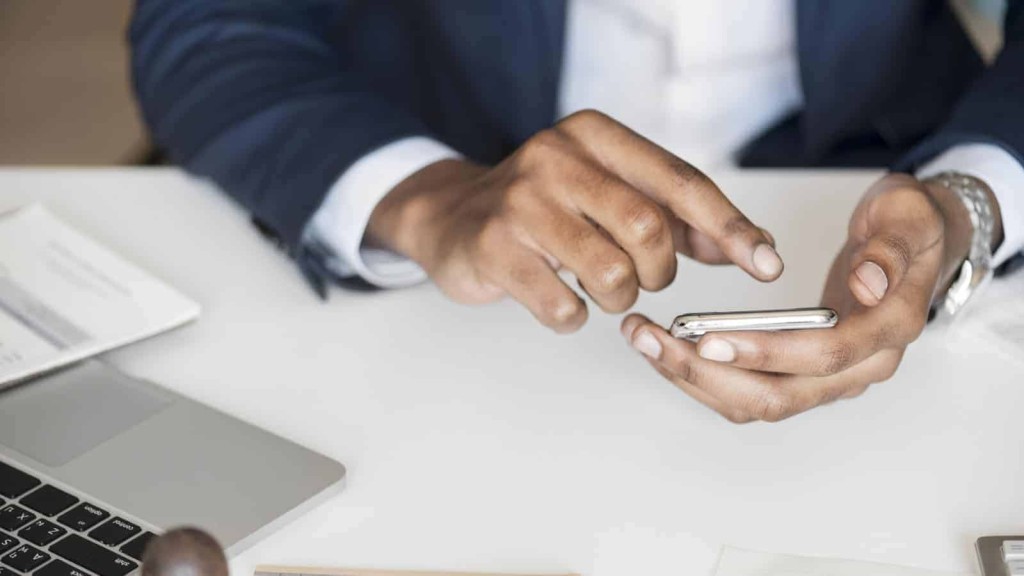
[920,171,996,317]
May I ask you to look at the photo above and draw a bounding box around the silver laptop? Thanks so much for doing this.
[0,360,346,576]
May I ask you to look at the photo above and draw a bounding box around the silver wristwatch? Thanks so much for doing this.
[921,171,997,318]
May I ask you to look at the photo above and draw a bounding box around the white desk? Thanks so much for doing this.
[2,168,1021,576]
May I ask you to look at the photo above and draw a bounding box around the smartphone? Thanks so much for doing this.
[670,307,838,340]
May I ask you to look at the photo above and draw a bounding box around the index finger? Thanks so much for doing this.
[557,110,783,282]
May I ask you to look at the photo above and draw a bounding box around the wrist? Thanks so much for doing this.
[366,159,484,267]
[923,180,972,280]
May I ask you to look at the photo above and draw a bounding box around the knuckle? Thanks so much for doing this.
[476,219,508,253]
[879,362,900,382]
[870,322,899,350]
[671,355,697,385]
[668,158,709,189]
[748,388,793,423]
[750,337,779,370]
[580,164,612,187]
[719,214,757,242]
[506,261,540,289]
[594,257,636,293]
[886,183,932,208]
[722,410,755,425]
[879,233,914,273]
[817,341,855,376]
[540,296,585,331]
[841,384,870,399]
[624,202,670,247]
[559,108,608,132]
[879,184,945,234]
[818,385,848,406]
[519,129,566,168]
[563,223,594,255]
[873,351,904,383]
[502,179,542,215]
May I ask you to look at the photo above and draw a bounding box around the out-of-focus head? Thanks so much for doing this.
[141,528,229,576]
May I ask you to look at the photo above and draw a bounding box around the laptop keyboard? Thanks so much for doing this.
[0,459,154,576]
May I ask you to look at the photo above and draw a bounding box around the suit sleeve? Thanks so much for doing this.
[897,0,1024,170]
[130,0,431,247]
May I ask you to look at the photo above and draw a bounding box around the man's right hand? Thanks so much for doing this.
[367,110,783,333]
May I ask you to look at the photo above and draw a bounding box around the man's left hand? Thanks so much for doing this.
[620,173,981,423]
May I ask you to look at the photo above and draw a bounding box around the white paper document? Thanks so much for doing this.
[0,204,199,388]
[715,547,972,576]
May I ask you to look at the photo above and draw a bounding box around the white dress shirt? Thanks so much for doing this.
[307,0,1024,288]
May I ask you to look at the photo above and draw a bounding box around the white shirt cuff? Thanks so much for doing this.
[305,136,461,288]
[916,143,1024,267]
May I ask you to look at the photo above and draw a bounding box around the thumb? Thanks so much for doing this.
[848,183,944,307]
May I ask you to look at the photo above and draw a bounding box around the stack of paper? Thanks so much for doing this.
[0,204,199,389]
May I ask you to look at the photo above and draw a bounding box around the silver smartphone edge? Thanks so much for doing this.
[670,307,838,339]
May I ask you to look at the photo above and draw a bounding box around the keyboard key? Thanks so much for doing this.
[0,506,35,532]
[36,559,92,576]
[19,519,67,547]
[51,535,138,576]
[2,543,51,572]
[89,518,140,547]
[0,532,17,555]
[1006,541,1024,562]
[119,532,155,561]
[0,463,40,500]
[1009,559,1024,576]
[20,486,79,518]
[56,504,109,532]
[0,566,17,576]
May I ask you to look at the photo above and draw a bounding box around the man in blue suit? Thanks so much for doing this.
[132,0,1024,422]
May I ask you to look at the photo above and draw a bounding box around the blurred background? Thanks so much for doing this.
[0,0,1004,167]
[0,0,145,166]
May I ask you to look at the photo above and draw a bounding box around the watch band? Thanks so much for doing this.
[922,171,996,318]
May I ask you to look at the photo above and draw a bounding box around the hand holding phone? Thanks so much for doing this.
[623,174,946,423]
[670,307,837,340]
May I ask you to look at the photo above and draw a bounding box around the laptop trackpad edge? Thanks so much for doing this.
[0,361,173,467]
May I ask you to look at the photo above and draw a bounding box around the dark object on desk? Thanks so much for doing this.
[976,535,1024,576]
[142,528,228,576]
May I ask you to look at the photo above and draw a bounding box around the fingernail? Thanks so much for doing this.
[632,330,662,360]
[699,339,736,363]
[620,321,634,342]
[855,261,888,300]
[752,243,783,278]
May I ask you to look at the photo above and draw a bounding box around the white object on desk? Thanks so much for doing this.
[3,168,1023,576]
[0,203,199,388]
[257,565,576,576]
[1005,541,1024,562]
[715,547,971,576]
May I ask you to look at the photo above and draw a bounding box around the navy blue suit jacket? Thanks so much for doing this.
[131,0,1024,264]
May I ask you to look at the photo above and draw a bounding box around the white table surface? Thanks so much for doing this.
[1,167,1020,576]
